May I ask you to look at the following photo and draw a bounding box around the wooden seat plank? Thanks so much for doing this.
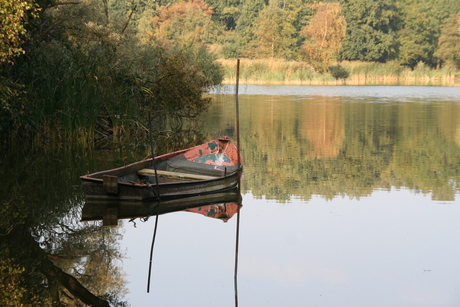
[137,169,218,181]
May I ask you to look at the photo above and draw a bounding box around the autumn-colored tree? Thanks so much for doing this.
[0,0,36,63]
[300,2,346,72]
[435,11,460,69]
[148,0,220,47]
[0,0,38,144]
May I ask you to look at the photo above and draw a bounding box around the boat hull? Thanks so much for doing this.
[81,170,240,201]
[80,138,242,201]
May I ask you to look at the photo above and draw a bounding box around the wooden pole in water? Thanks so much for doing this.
[235,59,241,170]
[234,58,241,307]
[147,204,160,293]
[147,112,161,294]
[148,112,160,199]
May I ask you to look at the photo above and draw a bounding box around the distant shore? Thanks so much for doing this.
[218,58,460,86]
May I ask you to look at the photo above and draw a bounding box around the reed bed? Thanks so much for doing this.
[218,58,460,86]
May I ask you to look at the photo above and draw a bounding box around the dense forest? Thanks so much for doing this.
[114,0,460,69]
[2,0,460,148]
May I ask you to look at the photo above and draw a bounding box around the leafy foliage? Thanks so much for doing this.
[395,0,459,68]
[329,64,349,79]
[0,257,47,306]
[339,0,399,62]
[235,0,266,54]
[252,1,298,59]
[0,0,223,147]
[0,0,37,63]
[396,0,441,68]
[435,11,460,69]
[301,2,346,72]
[148,0,220,47]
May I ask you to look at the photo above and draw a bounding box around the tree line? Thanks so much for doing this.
[121,0,460,73]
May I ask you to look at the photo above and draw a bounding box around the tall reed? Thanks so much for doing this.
[6,40,223,150]
[219,58,319,84]
[24,43,108,147]
[218,58,460,86]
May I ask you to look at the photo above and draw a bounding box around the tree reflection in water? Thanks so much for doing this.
[204,93,460,202]
[0,130,210,306]
[0,148,129,306]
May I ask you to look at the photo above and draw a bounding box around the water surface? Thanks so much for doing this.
[122,85,460,306]
[3,85,460,306]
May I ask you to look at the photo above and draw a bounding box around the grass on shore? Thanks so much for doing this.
[217,58,460,86]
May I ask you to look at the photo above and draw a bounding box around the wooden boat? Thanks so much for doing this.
[80,137,242,201]
[81,188,242,226]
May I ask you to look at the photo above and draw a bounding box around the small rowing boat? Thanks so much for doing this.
[80,137,242,201]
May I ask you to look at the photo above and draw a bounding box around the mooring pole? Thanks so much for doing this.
[234,58,241,307]
[147,203,160,293]
[235,59,241,171]
[148,112,160,200]
[147,112,161,293]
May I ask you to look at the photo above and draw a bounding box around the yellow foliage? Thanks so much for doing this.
[0,259,43,306]
[0,0,38,63]
[300,2,346,72]
[149,0,217,46]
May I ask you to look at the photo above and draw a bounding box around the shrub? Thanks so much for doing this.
[329,64,349,79]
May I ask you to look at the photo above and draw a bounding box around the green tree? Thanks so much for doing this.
[397,0,439,68]
[205,0,242,30]
[252,0,298,59]
[339,0,399,62]
[396,0,460,68]
[282,0,315,33]
[300,2,346,72]
[434,11,460,69]
[235,0,266,55]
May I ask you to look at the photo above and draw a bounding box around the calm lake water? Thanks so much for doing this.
[3,85,460,306]
[120,85,460,306]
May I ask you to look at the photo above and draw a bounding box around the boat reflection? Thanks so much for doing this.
[81,188,242,226]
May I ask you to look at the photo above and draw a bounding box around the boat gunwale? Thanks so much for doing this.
[80,165,241,187]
